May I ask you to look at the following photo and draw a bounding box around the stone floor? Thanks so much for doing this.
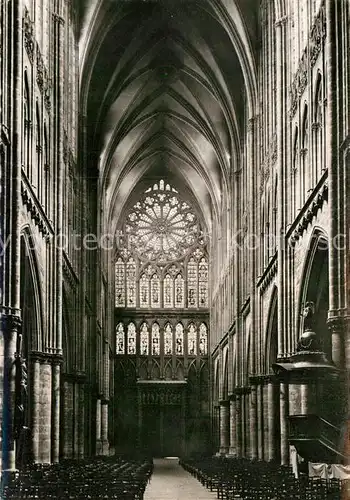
[144,458,217,500]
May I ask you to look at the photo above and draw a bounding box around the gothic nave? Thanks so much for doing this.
[0,0,350,497]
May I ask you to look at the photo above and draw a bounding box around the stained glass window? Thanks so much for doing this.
[163,274,173,308]
[140,322,149,355]
[188,323,197,355]
[175,274,185,308]
[175,323,184,355]
[164,323,173,355]
[198,258,209,307]
[199,323,208,355]
[151,274,160,308]
[126,258,136,307]
[127,322,136,354]
[152,323,160,355]
[115,258,125,307]
[187,257,198,307]
[123,180,203,263]
[116,323,125,355]
[140,274,149,308]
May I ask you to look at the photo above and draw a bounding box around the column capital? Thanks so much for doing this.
[2,313,22,333]
[31,350,64,365]
[327,314,350,333]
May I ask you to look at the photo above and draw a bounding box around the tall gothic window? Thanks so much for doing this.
[175,274,185,308]
[188,322,197,355]
[187,257,198,307]
[116,323,125,355]
[151,274,160,308]
[140,322,149,356]
[199,323,208,355]
[163,274,173,308]
[115,258,125,307]
[127,322,136,354]
[164,323,173,355]
[140,273,149,308]
[152,323,160,355]
[198,258,209,307]
[126,258,136,307]
[175,323,184,355]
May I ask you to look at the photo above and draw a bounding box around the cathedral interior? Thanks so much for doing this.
[0,0,350,497]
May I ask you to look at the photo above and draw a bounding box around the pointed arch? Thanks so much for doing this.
[297,229,329,355]
[20,230,44,353]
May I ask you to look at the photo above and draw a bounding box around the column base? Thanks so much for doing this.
[1,469,19,489]
[96,439,103,455]
[219,447,229,455]
[101,440,109,456]
[228,448,237,456]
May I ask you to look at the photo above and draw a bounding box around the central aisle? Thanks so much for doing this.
[144,458,217,500]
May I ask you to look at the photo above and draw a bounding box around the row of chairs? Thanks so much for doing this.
[180,456,346,500]
[2,455,153,499]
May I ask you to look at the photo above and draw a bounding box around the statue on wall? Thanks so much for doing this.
[297,301,321,352]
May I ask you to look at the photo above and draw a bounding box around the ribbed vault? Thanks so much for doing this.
[78,0,259,235]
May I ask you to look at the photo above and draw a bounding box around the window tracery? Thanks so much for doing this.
[126,258,136,307]
[174,274,185,308]
[115,180,209,310]
[140,273,149,308]
[115,258,125,307]
[150,274,160,308]
[122,180,203,263]
[198,258,209,307]
[163,274,173,308]
[187,257,198,307]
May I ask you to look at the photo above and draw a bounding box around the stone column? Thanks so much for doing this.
[249,382,258,459]
[235,393,242,457]
[62,379,73,459]
[257,381,263,460]
[228,398,236,456]
[219,401,229,455]
[96,398,102,455]
[78,381,85,459]
[280,382,289,465]
[267,377,276,461]
[2,315,21,478]
[263,381,269,461]
[40,361,52,463]
[101,400,109,455]
[51,361,61,463]
[31,357,41,463]
[328,317,345,369]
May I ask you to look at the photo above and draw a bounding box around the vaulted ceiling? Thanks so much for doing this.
[78,0,259,236]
